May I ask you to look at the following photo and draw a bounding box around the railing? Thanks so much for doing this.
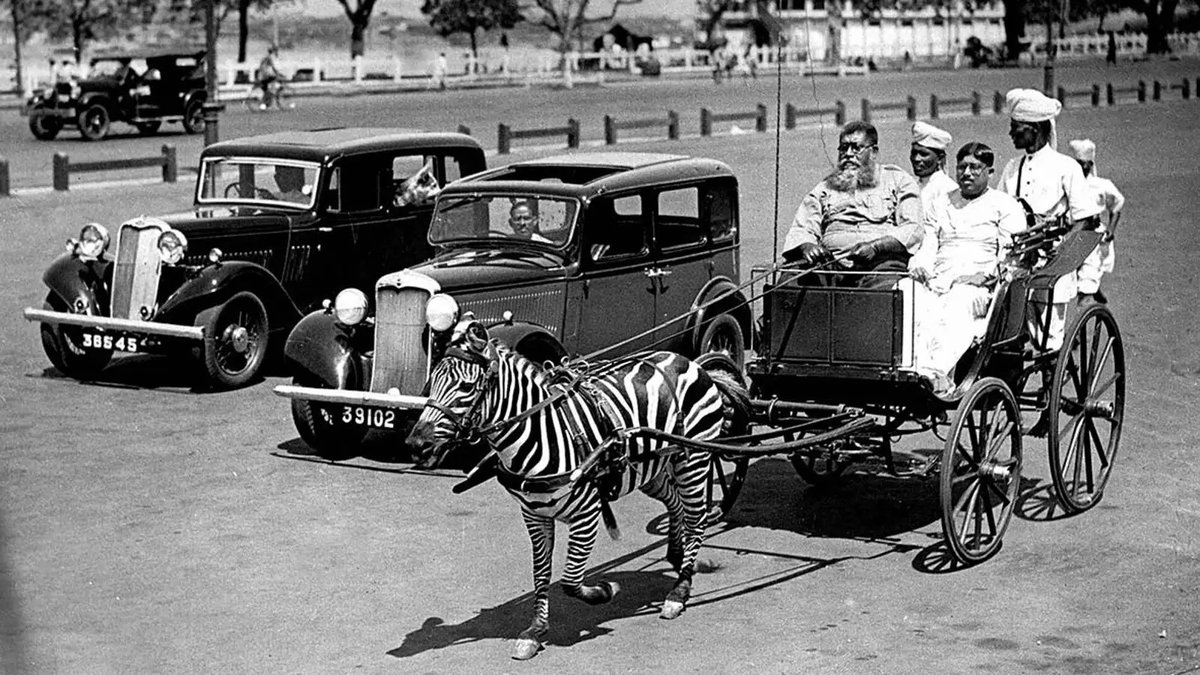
[51,145,177,191]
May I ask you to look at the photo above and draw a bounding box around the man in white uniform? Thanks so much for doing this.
[1068,139,1125,303]
[997,88,1101,350]
[910,121,957,213]
[910,142,1026,392]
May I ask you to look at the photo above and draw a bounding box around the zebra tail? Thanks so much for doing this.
[706,368,751,437]
[600,500,622,541]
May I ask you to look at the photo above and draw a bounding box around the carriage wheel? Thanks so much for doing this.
[704,452,748,522]
[1047,304,1124,513]
[940,377,1022,565]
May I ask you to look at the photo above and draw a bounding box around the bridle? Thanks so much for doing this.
[422,342,502,448]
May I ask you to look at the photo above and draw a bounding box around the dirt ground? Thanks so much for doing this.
[2,62,1200,674]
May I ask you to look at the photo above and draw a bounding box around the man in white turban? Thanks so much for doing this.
[910,121,957,212]
[1068,138,1125,303]
[998,88,1101,353]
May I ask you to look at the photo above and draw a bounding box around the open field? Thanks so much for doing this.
[2,64,1200,673]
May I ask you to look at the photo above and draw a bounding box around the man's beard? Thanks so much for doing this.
[825,158,878,191]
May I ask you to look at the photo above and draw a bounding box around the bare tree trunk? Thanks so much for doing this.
[9,0,24,96]
[351,19,366,59]
[238,0,250,63]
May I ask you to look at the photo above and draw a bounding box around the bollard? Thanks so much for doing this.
[0,157,9,197]
[785,102,797,130]
[1184,78,1192,100]
[993,90,1003,114]
[1056,85,1066,104]
[498,123,511,154]
[906,95,916,121]
[161,145,177,184]
[53,152,69,191]
[1092,84,1101,107]
[861,98,871,124]
[971,91,981,115]
[1107,83,1115,106]
[567,118,579,149]
[457,123,471,136]
[667,110,679,140]
[834,100,846,125]
[756,103,767,132]
[1138,80,1146,102]
[1153,80,1162,101]
[604,115,617,145]
[700,108,712,136]
[930,94,940,120]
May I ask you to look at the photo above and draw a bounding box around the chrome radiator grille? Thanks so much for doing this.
[371,286,432,395]
[110,223,165,321]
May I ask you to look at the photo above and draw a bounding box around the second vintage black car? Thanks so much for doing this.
[22,127,486,389]
[26,48,209,141]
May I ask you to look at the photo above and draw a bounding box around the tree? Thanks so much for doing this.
[421,0,523,63]
[5,0,26,94]
[1126,0,1178,53]
[23,0,147,62]
[521,0,641,86]
[1002,0,1027,61]
[332,0,380,59]
[696,0,737,47]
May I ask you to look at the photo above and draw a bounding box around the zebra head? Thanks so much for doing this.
[406,320,497,468]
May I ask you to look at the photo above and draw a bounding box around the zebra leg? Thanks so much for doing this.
[660,453,711,621]
[641,472,685,572]
[513,510,555,661]
[560,506,620,606]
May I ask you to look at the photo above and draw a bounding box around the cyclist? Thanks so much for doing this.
[256,46,281,110]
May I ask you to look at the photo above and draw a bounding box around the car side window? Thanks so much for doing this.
[586,194,648,263]
[326,164,383,213]
[707,181,737,243]
[656,186,705,252]
[392,155,443,208]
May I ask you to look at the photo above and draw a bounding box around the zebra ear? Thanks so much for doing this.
[462,321,490,353]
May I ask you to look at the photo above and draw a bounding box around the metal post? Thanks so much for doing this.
[162,145,177,183]
[203,0,221,147]
[0,157,9,197]
[53,153,69,191]
[834,100,845,126]
[1056,85,1066,104]
[861,98,871,124]
[755,103,767,132]
[604,115,617,145]
[930,94,940,120]
[667,110,679,140]
[700,108,711,136]
[1153,80,1162,101]
[1106,83,1115,106]
[906,95,916,121]
[1138,80,1146,102]
[971,91,981,115]
[567,118,579,148]
[785,102,796,130]
[1184,78,1192,100]
[498,123,510,154]
[993,90,1003,114]
[1091,84,1100,106]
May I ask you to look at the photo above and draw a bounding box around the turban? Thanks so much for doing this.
[1006,88,1062,122]
[911,121,952,151]
[1068,139,1096,161]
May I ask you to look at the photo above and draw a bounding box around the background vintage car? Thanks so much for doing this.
[26,48,209,141]
[22,127,486,390]
[275,151,751,457]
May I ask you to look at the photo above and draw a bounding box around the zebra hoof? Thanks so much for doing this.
[511,638,543,660]
[659,599,685,620]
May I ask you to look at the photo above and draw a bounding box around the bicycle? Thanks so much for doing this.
[242,80,295,112]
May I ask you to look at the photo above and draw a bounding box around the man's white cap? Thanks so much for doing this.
[1006,88,1062,122]
[1068,139,1096,161]
[911,121,952,151]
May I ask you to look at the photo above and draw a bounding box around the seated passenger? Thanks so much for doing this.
[909,142,1026,393]
[394,160,441,207]
[508,202,551,243]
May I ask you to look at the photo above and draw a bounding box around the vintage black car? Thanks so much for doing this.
[27,48,208,141]
[22,127,487,389]
[274,151,750,457]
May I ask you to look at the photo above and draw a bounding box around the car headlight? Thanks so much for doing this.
[333,288,369,326]
[157,229,188,265]
[76,223,109,260]
[425,293,459,332]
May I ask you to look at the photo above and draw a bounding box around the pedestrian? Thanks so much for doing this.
[1068,139,1125,303]
[431,52,448,90]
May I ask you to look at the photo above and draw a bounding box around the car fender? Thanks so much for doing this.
[41,253,110,314]
[182,90,207,109]
[687,276,752,354]
[488,322,568,368]
[157,261,300,331]
[76,92,113,112]
[283,310,364,389]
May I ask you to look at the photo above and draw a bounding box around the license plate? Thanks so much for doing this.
[341,406,396,430]
[80,331,139,353]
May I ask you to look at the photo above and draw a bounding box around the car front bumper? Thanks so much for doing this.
[23,307,204,341]
[273,384,428,410]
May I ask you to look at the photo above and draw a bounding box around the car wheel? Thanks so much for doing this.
[136,121,161,135]
[38,295,111,379]
[290,378,368,459]
[182,99,204,134]
[77,103,110,141]
[698,314,745,372]
[196,291,269,390]
[28,110,61,140]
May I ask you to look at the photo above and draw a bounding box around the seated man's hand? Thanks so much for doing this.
[953,272,992,288]
[908,263,931,283]
[971,292,991,318]
[847,240,879,265]
[782,242,831,266]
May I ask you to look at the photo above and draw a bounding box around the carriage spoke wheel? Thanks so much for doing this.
[940,377,1022,565]
[1048,304,1124,513]
[705,452,748,522]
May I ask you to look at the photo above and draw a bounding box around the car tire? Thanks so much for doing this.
[698,314,745,372]
[195,291,269,390]
[182,99,204,134]
[136,121,162,135]
[38,295,111,379]
[77,103,110,141]
[28,110,61,140]
[289,378,368,459]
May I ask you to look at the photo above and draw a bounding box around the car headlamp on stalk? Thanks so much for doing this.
[73,223,110,260]
[157,229,188,265]
[333,288,369,326]
[425,293,460,332]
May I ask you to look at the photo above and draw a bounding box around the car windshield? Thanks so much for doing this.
[197,158,321,210]
[429,194,576,247]
[89,58,143,79]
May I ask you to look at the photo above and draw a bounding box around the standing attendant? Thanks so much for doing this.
[998,88,1101,350]
[910,121,957,212]
[1068,139,1125,303]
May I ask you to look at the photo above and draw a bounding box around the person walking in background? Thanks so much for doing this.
[431,52,448,90]
[256,45,281,110]
[1068,139,1125,303]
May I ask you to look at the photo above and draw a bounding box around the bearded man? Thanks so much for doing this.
[782,121,923,289]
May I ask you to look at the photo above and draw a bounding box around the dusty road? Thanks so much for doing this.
[2,65,1200,674]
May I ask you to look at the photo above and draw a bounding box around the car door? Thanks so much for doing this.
[650,182,716,352]
[570,192,658,357]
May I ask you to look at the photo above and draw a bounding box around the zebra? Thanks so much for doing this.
[405,319,748,660]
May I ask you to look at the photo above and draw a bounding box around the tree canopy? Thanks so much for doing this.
[421,0,523,59]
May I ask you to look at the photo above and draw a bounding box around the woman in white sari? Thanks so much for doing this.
[910,142,1027,393]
